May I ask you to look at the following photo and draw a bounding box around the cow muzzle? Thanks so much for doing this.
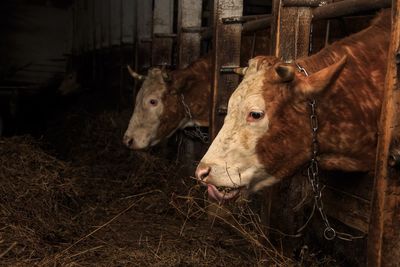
[123,134,139,150]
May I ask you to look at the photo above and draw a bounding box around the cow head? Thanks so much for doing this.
[123,66,189,150]
[195,55,346,202]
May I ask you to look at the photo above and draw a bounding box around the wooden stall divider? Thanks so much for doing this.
[368,1,400,266]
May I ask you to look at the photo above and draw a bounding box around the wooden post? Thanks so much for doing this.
[135,0,152,72]
[152,0,175,66]
[122,0,136,45]
[176,0,204,173]
[210,0,243,139]
[101,0,111,48]
[270,0,313,244]
[94,1,102,50]
[177,0,203,68]
[110,0,122,46]
[368,2,400,266]
[274,5,312,60]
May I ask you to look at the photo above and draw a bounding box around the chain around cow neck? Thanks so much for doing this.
[295,62,364,242]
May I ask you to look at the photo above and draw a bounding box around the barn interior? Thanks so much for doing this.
[0,0,396,266]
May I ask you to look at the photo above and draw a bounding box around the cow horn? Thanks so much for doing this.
[233,67,248,76]
[127,65,145,80]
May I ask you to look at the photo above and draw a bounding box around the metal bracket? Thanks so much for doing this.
[220,65,240,73]
[221,16,246,24]
[217,106,227,115]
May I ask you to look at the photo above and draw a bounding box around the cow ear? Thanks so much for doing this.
[294,56,347,96]
[274,63,296,82]
[169,76,189,95]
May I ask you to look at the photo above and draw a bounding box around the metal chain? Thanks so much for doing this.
[180,94,209,143]
[297,63,364,242]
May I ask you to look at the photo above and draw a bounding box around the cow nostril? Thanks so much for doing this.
[196,165,211,181]
[127,139,133,146]
[123,135,134,148]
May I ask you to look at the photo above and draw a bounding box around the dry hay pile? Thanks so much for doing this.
[0,108,335,266]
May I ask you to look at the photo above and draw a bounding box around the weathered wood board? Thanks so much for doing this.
[368,2,400,266]
[210,0,243,139]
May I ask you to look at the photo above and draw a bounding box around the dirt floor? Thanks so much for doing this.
[0,102,338,266]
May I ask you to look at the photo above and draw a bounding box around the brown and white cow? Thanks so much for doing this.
[195,10,391,202]
[123,57,211,150]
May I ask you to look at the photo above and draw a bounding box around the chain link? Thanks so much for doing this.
[180,94,209,143]
[297,63,364,242]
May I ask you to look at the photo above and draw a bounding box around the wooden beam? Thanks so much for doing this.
[313,0,391,21]
[110,0,122,46]
[152,0,174,66]
[101,0,110,48]
[367,2,400,266]
[177,0,202,68]
[87,0,95,51]
[274,6,312,61]
[122,0,136,44]
[269,1,313,247]
[241,16,273,34]
[94,0,102,50]
[282,0,326,7]
[210,0,243,139]
[135,0,152,71]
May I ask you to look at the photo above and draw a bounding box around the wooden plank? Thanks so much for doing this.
[269,3,312,249]
[176,0,204,175]
[135,0,152,71]
[313,0,391,21]
[368,2,400,266]
[110,0,122,46]
[77,0,86,53]
[94,0,102,49]
[177,0,203,68]
[241,16,272,34]
[87,0,95,51]
[152,0,174,66]
[101,0,111,48]
[323,185,370,233]
[210,0,243,139]
[72,1,78,55]
[122,0,136,44]
[274,6,312,60]
[283,0,325,7]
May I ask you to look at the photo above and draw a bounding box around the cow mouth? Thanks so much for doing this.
[207,184,242,203]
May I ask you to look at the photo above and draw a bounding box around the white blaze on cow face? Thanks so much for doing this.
[123,68,167,149]
[198,58,278,193]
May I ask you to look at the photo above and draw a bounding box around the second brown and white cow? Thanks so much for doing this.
[195,10,391,202]
[123,57,211,150]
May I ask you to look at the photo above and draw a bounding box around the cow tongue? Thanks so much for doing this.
[207,184,240,203]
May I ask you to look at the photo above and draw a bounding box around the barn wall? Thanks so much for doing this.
[0,0,72,87]
[73,0,136,55]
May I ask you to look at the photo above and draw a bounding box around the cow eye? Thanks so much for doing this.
[149,99,158,106]
[247,111,264,122]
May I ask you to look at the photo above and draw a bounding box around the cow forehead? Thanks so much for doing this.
[140,72,168,97]
[228,69,267,110]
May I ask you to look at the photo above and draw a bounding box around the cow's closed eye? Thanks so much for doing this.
[247,111,264,122]
[149,99,158,106]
